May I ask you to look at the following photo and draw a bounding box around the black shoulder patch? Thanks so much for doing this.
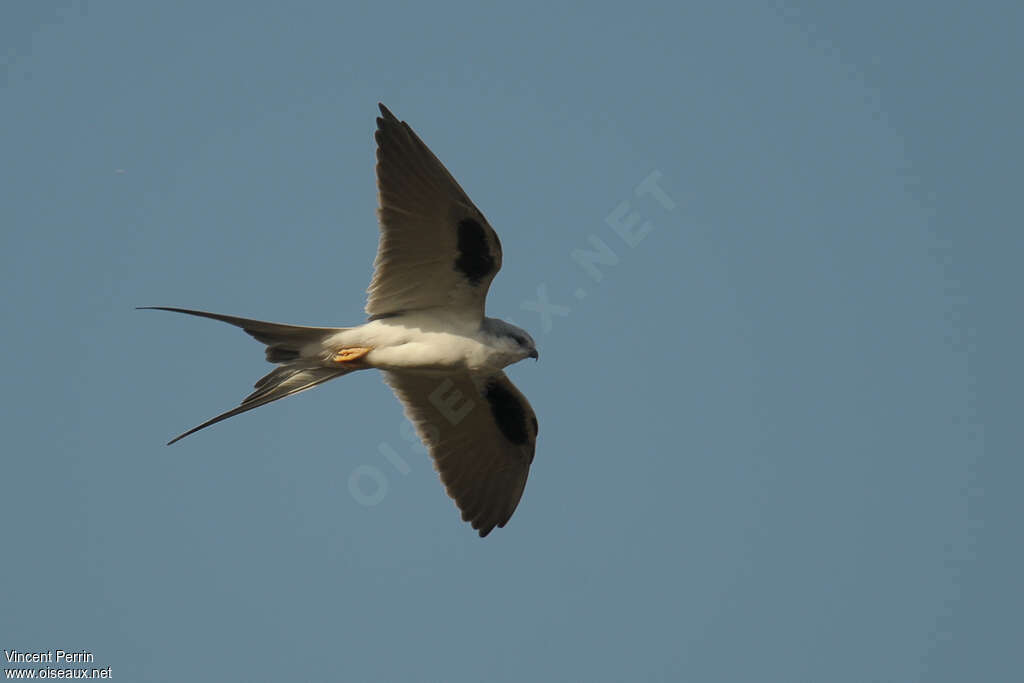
[484,380,530,446]
[454,217,495,285]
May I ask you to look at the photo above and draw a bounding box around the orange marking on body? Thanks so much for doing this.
[332,347,372,364]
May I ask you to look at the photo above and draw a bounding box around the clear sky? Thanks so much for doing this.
[2,2,1020,681]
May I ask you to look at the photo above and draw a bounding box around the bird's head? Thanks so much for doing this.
[484,318,539,364]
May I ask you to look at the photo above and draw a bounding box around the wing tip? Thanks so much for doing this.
[377,103,399,128]
[474,516,511,538]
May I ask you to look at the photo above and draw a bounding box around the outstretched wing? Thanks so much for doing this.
[367,104,503,319]
[383,370,538,537]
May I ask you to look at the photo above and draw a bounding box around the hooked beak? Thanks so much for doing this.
[529,349,539,361]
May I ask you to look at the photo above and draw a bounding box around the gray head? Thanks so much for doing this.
[483,317,539,363]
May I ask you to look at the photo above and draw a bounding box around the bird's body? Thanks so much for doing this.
[143,105,539,537]
[332,310,531,374]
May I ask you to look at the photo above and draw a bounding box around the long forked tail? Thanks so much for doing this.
[139,307,352,445]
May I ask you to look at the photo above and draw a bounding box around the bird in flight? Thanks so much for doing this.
[142,104,539,537]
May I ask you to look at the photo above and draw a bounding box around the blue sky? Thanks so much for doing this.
[2,2,1020,681]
